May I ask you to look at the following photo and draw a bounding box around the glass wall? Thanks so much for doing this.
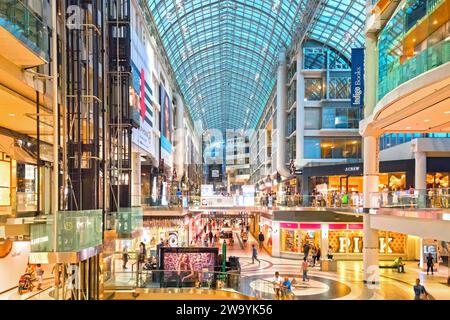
[304,137,361,159]
[304,108,321,129]
[379,133,450,150]
[377,0,450,100]
[322,107,360,129]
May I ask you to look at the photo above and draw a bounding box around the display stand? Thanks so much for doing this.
[321,259,337,272]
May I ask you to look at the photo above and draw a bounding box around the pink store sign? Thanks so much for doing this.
[300,223,321,230]
[280,223,299,229]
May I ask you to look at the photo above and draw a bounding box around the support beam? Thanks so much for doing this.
[295,48,305,168]
[276,49,290,177]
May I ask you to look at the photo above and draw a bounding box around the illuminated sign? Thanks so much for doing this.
[337,236,394,253]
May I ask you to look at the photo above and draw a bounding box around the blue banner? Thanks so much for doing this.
[351,48,364,107]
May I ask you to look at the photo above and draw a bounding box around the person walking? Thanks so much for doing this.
[122,245,129,269]
[208,230,213,244]
[426,253,434,275]
[271,272,282,300]
[258,232,265,251]
[203,237,209,247]
[302,258,309,282]
[252,244,261,265]
[303,242,311,260]
[35,264,44,290]
[311,246,317,266]
[137,242,147,272]
[413,278,429,300]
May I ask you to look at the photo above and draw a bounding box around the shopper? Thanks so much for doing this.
[138,242,147,271]
[426,253,434,275]
[311,247,317,266]
[271,272,282,300]
[303,242,311,260]
[35,264,44,290]
[203,237,209,247]
[122,245,129,269]
[252,244,261,265]
[316,246,321,263]
[302,258,309,282]
[208,230,213,244]
[327,245,334,260]
[258,232,265,251]
[413,278,429,300]
[281,277,292,300]
[393,257,405,273]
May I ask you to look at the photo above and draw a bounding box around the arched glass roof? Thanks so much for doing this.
[146,0,365,131]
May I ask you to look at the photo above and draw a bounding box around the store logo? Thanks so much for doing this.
[345,166,360,172]
[66,5,83,30]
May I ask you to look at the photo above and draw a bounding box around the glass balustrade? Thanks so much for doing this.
[370,188,450,209]
[0,0,49,59]
[30,210,103,252]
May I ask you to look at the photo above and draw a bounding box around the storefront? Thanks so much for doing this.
[143,217,189,255]
[302,161,417,195]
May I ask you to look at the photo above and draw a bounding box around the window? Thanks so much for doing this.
[329,77,351,99]
[304,138,321,159]
[322,107,360,129]
[0,152,11,206]
[305,79,322,101]
[304,108,320,129]
[303,47,326,69]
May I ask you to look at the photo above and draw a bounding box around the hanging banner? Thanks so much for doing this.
[351,48,364,107]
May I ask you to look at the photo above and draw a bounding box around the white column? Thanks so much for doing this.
[320,224,329,260]
[295,48,305,167]
[415,151,427,190]
[363,215,380,283]
[363,134,380,283]
[276,49,290,177]
[363,135,379,208]
[271,221,280,257]
[175,93,185,178]
[364,33,378,118]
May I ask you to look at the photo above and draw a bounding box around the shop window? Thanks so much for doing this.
[0,153,11,206]
[281,229,300,253]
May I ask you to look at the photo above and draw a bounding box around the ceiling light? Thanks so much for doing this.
[433,20,438,25]
[412,39,416,43]
[9,113,15,116]
[406,126,412,129]
[424,119,430,122]
[445,111,450,114]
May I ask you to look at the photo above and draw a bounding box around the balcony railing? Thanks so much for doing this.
[378,39,450,101]
[30,210,103,252]
[256,193,364,209]
[108,207,143,237]
[0,0,49,59]
[369,189,450,209]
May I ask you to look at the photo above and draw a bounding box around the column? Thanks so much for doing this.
[295,47,305,167]
[175,93,185,178]
[362,134,380,283]
[276,49,290,177]
[364,33,378,118]
[320,224,329,260]
[415,151,427,207]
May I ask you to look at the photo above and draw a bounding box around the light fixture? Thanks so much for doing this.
[424,119,430,122]
[412,39,416,43]
[406,126,412,129]
[445,111,450,114]
[9,113,15,117]
[433,20,438,25]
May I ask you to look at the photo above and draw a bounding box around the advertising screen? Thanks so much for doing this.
[160,85,173,165]
[160,247,218,286]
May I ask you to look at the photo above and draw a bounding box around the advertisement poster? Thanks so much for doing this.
[160,84,173,166]
[161,247,218,285]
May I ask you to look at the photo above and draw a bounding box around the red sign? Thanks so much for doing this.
[300,223,321,230]
[329,224,347,230]
[348,223,363,230]
[280,223,299,229]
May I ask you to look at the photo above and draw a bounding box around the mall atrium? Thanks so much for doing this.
[0,0,449,301]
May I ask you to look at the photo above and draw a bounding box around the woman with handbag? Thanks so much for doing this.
[413,279,429,300]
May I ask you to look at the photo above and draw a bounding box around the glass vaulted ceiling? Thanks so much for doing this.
[147,0,366,131]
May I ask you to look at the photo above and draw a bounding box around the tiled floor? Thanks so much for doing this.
[224,231,450,300]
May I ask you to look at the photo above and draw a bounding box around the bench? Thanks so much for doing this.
[379,265,397,269]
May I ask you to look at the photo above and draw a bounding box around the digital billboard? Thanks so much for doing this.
[160,247,218,286]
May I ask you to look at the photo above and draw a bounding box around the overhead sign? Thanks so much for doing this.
[351,48,364,107]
